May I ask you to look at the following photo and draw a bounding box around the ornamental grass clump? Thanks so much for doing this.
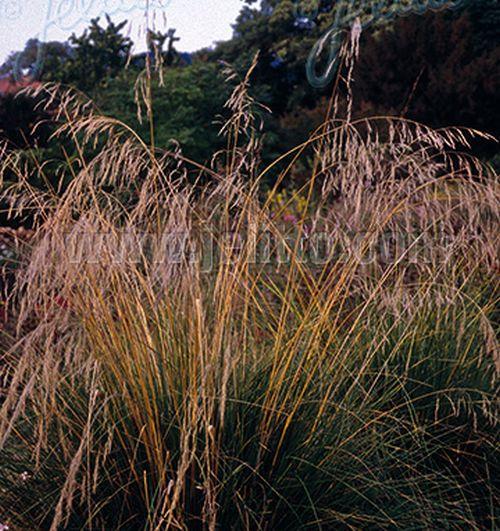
[0,52,498,529]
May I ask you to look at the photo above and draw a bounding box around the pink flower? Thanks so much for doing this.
[282,214,298,224]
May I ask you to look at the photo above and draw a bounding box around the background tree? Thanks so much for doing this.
[94,62,232,162]
[211,0,499,163]
[1,1,498,171]
[54,15,133,92]
[147,28,181,67]
[0,39,71,81]
[352,9,499,150]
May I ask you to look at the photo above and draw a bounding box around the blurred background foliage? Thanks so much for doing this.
[0,0,498,186]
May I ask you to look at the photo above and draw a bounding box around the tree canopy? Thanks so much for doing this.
[0,0,498,164]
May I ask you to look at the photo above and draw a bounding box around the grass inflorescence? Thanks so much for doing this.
[0,51,498,530]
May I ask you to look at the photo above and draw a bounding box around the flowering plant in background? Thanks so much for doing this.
[268,188,309,225]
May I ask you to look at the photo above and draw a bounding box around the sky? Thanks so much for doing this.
[0,0,245,63]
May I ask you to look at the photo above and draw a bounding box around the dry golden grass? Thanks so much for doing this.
[0,49,498,529]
